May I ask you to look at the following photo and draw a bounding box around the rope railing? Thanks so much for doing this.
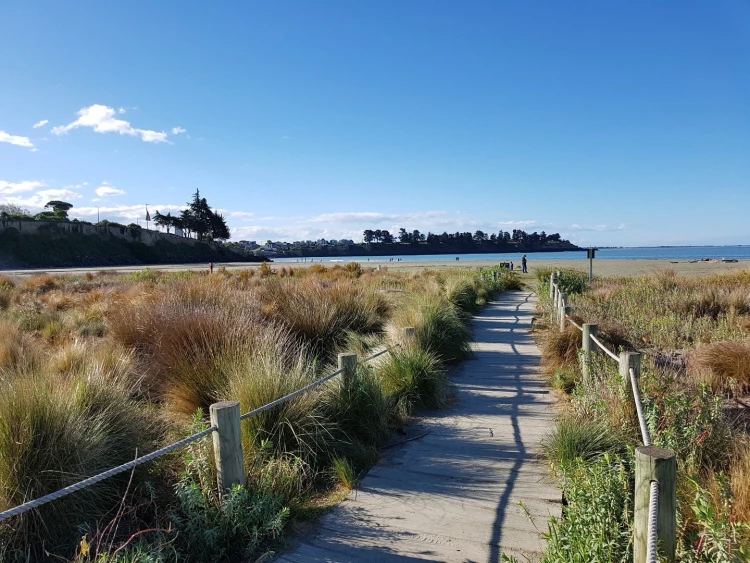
[630,367,651,447]
[646,481,660,563]
[0,341,403,525]
[589,334,620,362]
[548,273,675,562]
[565,315,583,331]
[0,426,217,524]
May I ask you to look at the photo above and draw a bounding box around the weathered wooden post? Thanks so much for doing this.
[581,323,598,382]
[634,446,677,562]
[338,352,358,389]
[619,351,642,394]
[492,270,498,282]
[559,293,568,331]
[549,272,557,300]
[209,401,246,491]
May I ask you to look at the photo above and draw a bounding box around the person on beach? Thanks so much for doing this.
[521,255,527,273]
[510,261,514,271]
[209,261,214,274]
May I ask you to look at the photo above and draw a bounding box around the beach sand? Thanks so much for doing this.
[282,258,749,278]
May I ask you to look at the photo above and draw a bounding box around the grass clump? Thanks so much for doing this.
[692,339,750,396]
[541,417,623,468]
[394,291,471,363]
[379,348,447,414]
[0,369,154,557]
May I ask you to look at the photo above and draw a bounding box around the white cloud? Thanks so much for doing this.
[0,130,34,149]
[0,180,45,194]
[33,119,49,129]
[118,107,126,114]
[95,182,126,197]
[51,104,170,143]
[171,126,187,135]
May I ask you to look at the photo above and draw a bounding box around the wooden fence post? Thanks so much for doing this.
[209,401,246,491]
[549,273,557,300]
[634,446,677,562]
[338,352,358,389]
[619,351,642,394]
[559,293,568,331]
[493,271,498,282]
[581,323,598,382]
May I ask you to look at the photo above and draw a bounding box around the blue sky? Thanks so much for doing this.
[1,1,748,246]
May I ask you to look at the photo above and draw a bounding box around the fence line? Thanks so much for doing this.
[549,272,675,563]
[0,340,405,525]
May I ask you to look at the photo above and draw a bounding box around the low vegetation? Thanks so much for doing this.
[0,263,518,561]
[534,268,750,561]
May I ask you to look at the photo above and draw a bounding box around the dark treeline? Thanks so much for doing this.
[362,228,571,249]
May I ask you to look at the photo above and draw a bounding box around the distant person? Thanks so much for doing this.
[510,261,514,271]
[521,255,527,273]
[209,261,214,274]
[456,256,459,261]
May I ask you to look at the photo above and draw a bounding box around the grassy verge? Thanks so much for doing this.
[0,264,516,561]
[533,268,750,562]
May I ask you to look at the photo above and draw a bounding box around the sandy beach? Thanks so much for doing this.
[3,258,747,279]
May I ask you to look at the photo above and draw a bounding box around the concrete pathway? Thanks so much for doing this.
[278,291,561,562]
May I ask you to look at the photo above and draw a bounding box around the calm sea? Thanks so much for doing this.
[274,246,750,264]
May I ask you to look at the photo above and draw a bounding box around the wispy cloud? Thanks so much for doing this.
[171,126,187,135]
[0,180,45,194]
[52,104,170,144]
[32,119,49,129]
[0,130,34,149]
[95,182,126,197]
[567,223,626,232]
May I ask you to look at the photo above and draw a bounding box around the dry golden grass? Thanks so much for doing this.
[731,442,750,523]
[22,274,59,293]
[540,325,582,374]
[692,339,750,395]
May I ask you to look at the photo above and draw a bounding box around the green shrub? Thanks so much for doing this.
[378,348,447,414]
[543,454,633,562]
[541,417,623,468]
[171,418,289,562]
[537,267,589,297]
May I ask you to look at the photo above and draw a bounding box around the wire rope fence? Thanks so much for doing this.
[550,272,676,563]
[0,336,407,525]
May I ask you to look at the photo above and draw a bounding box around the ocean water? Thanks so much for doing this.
[273,246,750,264]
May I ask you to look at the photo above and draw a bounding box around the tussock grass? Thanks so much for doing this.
[393,291,471,363]
[222,335,334,465]
[540,325,581,375]
[379,348,447,414]
[0,367,155,556]
[541,417,623,467]
[323,365,392,449]
[692,339,750,395]
[258,279,388,361]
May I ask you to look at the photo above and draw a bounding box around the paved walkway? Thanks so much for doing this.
[278,292,560,562]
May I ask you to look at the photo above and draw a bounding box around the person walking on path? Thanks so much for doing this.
[521,255,527,273]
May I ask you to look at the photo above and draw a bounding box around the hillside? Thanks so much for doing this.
[0,220,257,268]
